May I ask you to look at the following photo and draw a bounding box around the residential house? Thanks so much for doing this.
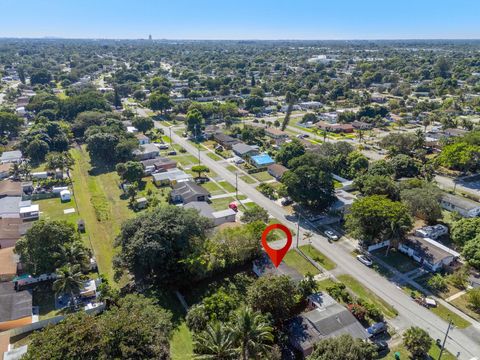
[170,181,210,204]
[204,125,221,139]
[0,248,17,282]
[265,127,289,140]
[232,143,258,158]
[0,163,12,180]
[415,224,448,240]
[133,143,160,161]
[288,292,370,357]
[213,133,240,150]
[316,122,354,133]
[184,201,236,227]
[152,168,192,186]
[250,154,275,168]
[0,218,31,248]
[253,254,303,283]
[267,164,288,180]
[0,282,32,332]
[351,120,373,130]
[135,133,150,145]
[299,101,323,110]
[0,151,22,164]
[141,157,177,174]
[398,236,460,272]
[440,193,480,218]
[0,181,22,198]
[0,197,39,220]
[318,112,338,123]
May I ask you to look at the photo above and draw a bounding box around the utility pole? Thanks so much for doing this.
[296,213,301,248]
[235,172,238,199]
[438,320,453,360]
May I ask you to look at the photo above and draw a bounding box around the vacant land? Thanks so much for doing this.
[283,250,320,276]
[299,245,336,270]
[372,249,418,273]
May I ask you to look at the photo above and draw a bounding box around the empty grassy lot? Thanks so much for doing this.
[299,245,336,271]
[283,250,320,276]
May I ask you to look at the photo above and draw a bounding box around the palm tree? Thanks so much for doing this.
[19,161,31,180]
[53,264,86,309]
[193,322,236,360]
[229,306,274,360]
[54,242,90,271]
[9,162,21,180]
[357,129,364,144]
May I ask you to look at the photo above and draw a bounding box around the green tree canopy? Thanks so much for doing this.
[23,294,172,360]
[307,334,377,360]
[240,204,269,224]
[114,205,211,285]
[451,218,480,246]
[354,174,399,200]
[116,161,144,183]
[275,138,305,167]
[132,117,154,133]
[400,182,442,224]
[402,326,432,358]
[346,195,413,246]
[0,111,23,138]
[15,220,86,275]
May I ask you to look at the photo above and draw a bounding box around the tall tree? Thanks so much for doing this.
[308,334,377,360]
[193,322,237,360]
[229,307,274,360]
[402,326,432,358]
[53,264,86,309]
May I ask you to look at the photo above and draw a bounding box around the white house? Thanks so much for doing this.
[415,224,448,240]
[440,193,480,218]
[399,236,460,272]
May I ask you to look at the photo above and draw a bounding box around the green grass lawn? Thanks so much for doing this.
[251,171,274,182]
[299,245,336,271]
[34,196,81,226]
[316,278,338,291]
[385,342,457,360]
[337,274,398,318]
[450,293,480,322]
[171,154,199,166]
[201,181,225,196]
[226,164,238,173]
[210,196,236,211]
[217,180,236,193]
[171,322,194,360]
[372,249,419,273]
[240,174,257,184]
[283,250,320,276]
[429,303,471,329]
[206,152,222,161]
[70,147,134,286]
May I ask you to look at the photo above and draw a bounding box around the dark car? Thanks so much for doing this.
[367,322,387,337]
[374,340,389,357]
[281,197,293,206]
[167,151,177,156]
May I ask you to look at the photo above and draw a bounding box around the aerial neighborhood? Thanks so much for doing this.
[0,33,480,360]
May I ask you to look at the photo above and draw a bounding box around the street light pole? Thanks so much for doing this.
[438,320,453,360]
[296,213,301,248]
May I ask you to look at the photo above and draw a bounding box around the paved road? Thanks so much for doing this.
[436,175,480,200]
[155,121,480,359]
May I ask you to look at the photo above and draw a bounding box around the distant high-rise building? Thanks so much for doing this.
[148,34,152,41]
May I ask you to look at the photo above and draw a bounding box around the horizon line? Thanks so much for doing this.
[1,37,480,42]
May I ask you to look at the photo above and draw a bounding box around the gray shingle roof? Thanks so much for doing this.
[0,282,32,322]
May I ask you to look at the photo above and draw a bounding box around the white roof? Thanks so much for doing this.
[212,208,236,218]
[423,237,461,258]
[19,204,39,214]
[60,189,71,195]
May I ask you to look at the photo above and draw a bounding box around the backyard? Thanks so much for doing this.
[283,250,320,276]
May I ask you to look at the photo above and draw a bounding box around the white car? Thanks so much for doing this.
[357,254,373,267]
[324,230,339,241]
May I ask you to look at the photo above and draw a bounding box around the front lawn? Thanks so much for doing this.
[240,174,257,184]
[316,278,338,291]
[372,249,419,273]
[450,293,480,322]
[218,180,236,193]
[430,303,471,329]
[206,152,221,161]
[337,274,398,318]
[385,342,457,360]
[210,196,236,211]
[251,171,274,182]
[283,250,320,276]
[201,181,225,196]
[299,245,336,271]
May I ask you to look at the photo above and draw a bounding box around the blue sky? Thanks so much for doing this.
[1,0,479,39]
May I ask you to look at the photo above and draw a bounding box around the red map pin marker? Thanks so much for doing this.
[261,223,292,267]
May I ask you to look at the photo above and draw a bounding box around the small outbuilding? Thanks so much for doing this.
[60,190,71,202]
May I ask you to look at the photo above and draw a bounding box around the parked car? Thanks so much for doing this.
[281,197,293,206]
[367,322,387,337]
[167,151,177,156]
[157,143,169,150]
[324,230,339,241]
[357,254,373,267]
[229,202,238,212]
[374,340,389,356]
